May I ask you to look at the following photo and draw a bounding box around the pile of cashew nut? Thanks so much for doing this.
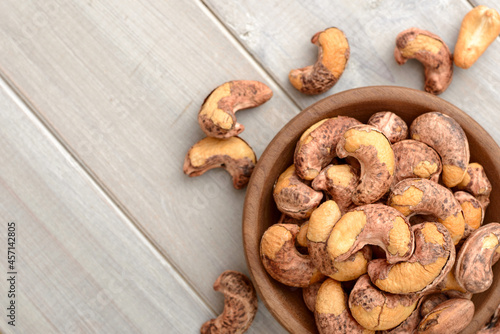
[261,110,498,333]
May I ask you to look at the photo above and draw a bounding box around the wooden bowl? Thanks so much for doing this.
[243,86,500,334]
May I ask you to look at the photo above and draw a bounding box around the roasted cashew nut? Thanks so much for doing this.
[307,201,371,281]
[394,28,453,95]
[183,137,256,189]
[315,278,373,334]
[201,270,257,334]
[419,294,449,318]
[336,125,395,205]
[391,140,442,187]
[455,162,492,209]
[367,111,408,144]
[389,178,466,244]
[454,191,484,239]
[416,298,474,334]
[311,164,359,213]
[326,204,413,264]
[198,80,273,138]
[294,116,361,180]
[455,223,500,293]
[454,6,500,69]
[349,274,419,331]
[260,224,323,287]
[410,112,470,188]
[368,222,455,294]
[302,280,323,313]
[289,27,350,95]
[273,165,323,219]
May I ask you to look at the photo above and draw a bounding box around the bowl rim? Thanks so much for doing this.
[243,85,500,334]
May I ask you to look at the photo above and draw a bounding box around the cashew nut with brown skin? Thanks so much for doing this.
[198,80,273,138]
[260,224,324,287]
[312,164,359,213]
[455,223,500,294]
[315,278,374,334]
[201,270,257,334]
[455,162,492,209]
[326,204,413,264]
[416,298,474,334]
[367,222,455,294]
[388,178,466,244]
[273,165,323,219]
[336,125,395,205]
[454,6,500,69]
[183,137,256,189]
[349,274,420,331]
[302,280,324,313]
[394,28,453,95]
[367,111,408,144]
[307,201,372,281]
[454,191,484,239]
[289,27,350,95]
[410,111,470,188]
[294,116,361,180]
[391,140,442,187]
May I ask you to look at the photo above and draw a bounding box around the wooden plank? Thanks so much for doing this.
[0,79,214,333]
[204,0,500,146]
[0,0,294,332]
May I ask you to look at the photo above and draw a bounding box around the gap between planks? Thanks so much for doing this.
[0,70,218,317]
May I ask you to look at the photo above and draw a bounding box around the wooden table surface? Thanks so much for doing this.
[1,0,499,333]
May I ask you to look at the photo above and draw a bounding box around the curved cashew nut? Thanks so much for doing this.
[294,116,361,180]
[456,162,492,209]
[454,191,484,239]
[311,164,359,213]
[315,278,373,334]
[391,140,442,187]
[273,165,323,219]
[455,223,500,293]
[289,27,350,95]
[349,274,419,331]
[410,112,470,188]
[198,80,273,138]
[201,270,257,334]
[389,178,465,244]
[336,125,395,205]
[368,222,455,294]
[455,6,500,69]
[394,28,453,95]
[302,280,323,313]
[416,298,474,334]
[367,111,408,144]
[183,137,256,189]
[260,224,323,287]
[326,204,413,264]
[307,201,371,281]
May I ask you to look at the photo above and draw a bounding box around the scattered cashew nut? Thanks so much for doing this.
[201,270,257,334]
[410,112,470,188]
[367,111,408,144]
[455,223,500,293]
[294,116,361,180]
[368,222,455,294]
[394,28,453,94]
[183,136,256,189]
[273,165,323,219]
[416,298,474,334]
[260,224,323,287]
[336,125,395,205]
[289,27,350,95]
[454,6,500,69]
[389,178,465,244]
[198,80,273,138]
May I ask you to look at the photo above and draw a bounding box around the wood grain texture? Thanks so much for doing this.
[0,80,214,333]
[0,0,294,332]
[244,86,500,334]
[204,0,500,145]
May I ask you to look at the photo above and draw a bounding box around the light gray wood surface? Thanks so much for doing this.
[0,0,499,333]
